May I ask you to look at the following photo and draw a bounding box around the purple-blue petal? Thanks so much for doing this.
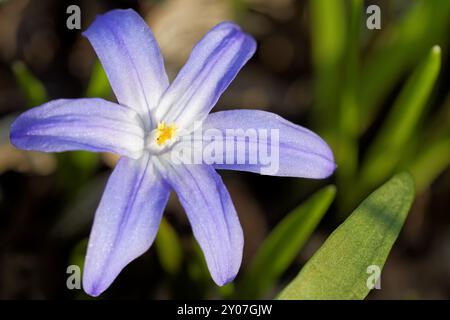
[83,154,170,297]
[157,160,243,286]
[10,98,145,159]
[83,9,169,128]
[202,110,336,178]
[155,22,256,128]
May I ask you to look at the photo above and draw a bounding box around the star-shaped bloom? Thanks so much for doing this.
[10,9,335,296]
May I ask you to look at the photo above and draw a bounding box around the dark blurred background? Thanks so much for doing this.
[0,0,449,299]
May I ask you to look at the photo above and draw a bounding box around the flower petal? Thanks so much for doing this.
[157,159,243,286]
[83,154,170,297]
[83,9,169,128]
[202,110,336,178]
[155,22,256,129]
[10,98,145,159]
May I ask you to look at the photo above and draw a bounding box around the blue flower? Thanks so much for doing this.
[9,9,335,296]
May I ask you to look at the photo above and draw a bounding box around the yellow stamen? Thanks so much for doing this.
[156,121,177,146]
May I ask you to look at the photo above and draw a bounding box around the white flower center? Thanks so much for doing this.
[146,121,178,154]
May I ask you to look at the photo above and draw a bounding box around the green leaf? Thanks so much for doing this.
[310,0,346,136]
[85,59,112,99]
[339,0,362,137]
[336,0,362,209]
[360,45,441,192]
[155,218,183,275]
[360,0,450,132]
[238,185,336,298]
[277,172,414,300]
[12,61,47,107]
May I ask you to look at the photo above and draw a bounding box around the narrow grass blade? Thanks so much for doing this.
[336,0,362,209]
[310,0,346,139]
[238,186,336,298]
[360,0,450,132]
[360,46,441,192]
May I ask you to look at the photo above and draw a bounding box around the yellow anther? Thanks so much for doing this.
[155,121,177,146]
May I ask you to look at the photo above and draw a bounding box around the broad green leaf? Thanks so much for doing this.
[12,61,47,107]
[360,46,441,192]
[85,59,111,99]
[360,0,450,132]
[277,172,414,300]
[310,0,346,138]
[155,218,183,275]
[238,185,336,299]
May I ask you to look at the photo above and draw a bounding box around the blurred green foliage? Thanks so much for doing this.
[310,0,346,136]
[360,0,450,131]
[309,0,450,215]
[85,59,112,99]
[336,0,362,209]
[237,185,336,299]
[408,136,450,194]
[359,46,441,196]
[155,218,183,275]
[12,61,47,108]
